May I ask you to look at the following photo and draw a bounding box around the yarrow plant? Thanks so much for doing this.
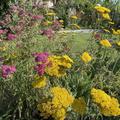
[0,2,120,120]
[95,5,111,21]
[91,88,120,116]
[7,33,16,40]
[1,65,16,78]
[33,53,74,86]
[40,28,55,39]
[37,86,74,120]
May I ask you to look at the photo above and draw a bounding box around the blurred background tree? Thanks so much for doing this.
[53,0,120,28]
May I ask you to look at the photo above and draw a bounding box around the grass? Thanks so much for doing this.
[67,32,91,52]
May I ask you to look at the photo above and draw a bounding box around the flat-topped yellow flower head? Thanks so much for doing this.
[101,13,111,21]
[51,87,74,108]
[81,52,92,63]
[91,88,120,116]
[95,5,111,13]
[70,15,78,19]
[116,41,120,46]
[71,24,80,29]
[46,12,56,16]
[103,29,110,33]
[46,55,73,77]
[59,20,64,23]
[100,39,112,47]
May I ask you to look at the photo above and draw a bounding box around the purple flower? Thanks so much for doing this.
[34,64,46,76]
[94,33,101,40]
[0,30,5,35]
[18,10,25,17]
[2,65,16,78]
[40,28,55,39]
[33,52,50,76]
[10,5,18,12]
[32,15,44,20]
[7,33,16,40]
[52,20,61,30]
[33,52,49,63]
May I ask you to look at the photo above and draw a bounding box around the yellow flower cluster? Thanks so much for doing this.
[72,97,86,115]
[100,39,112,47]
[37,87,74,120]
[59,20,64,23]
[46,12,56,16]
[38,101,66,120]
[95,5,111,13]
[71,24,80,29]
[95,5,111,20]
[51,87,74,108]
[112,29,120,35]
[91,88,120,116]
[42,20,53,26]
[46,55,73,77]
[101,13,111,21]
[81,52,92,63]
[32,75,47,88]
[116,41,120,46]
[103,29,110,33]
[70,15,78,20]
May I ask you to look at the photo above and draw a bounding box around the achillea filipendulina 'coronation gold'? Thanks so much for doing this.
[37,87,74,120]
[70,15,78,19]
[46,55,73,77]
[100,39,112,47]
[95,5,111,21]
[91,88,120,116]
[81,52,92,63]
[50,87,74,108]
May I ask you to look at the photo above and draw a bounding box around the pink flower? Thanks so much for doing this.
[7,33,16,40]
[94,33,101,40]
[0,30,5,35]
[33,52,49,76]
[40,28,55,39]
[34,64,46,76]
[2,65,16,78]
[32,15,44,20]
[10,5,18,12]
[52,20,61,30]
[33,52,49,63]
[18,10,25,17]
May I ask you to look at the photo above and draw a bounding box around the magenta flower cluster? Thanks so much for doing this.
[7,33,16,40]
[2,65,16,78]
[0,30,5,35]
[32,15,44,20]
[40,28,55,39]
[52,20,61,30]
[33,52,49,76]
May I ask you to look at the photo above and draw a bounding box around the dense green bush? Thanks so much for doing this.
[0,0,15,16]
